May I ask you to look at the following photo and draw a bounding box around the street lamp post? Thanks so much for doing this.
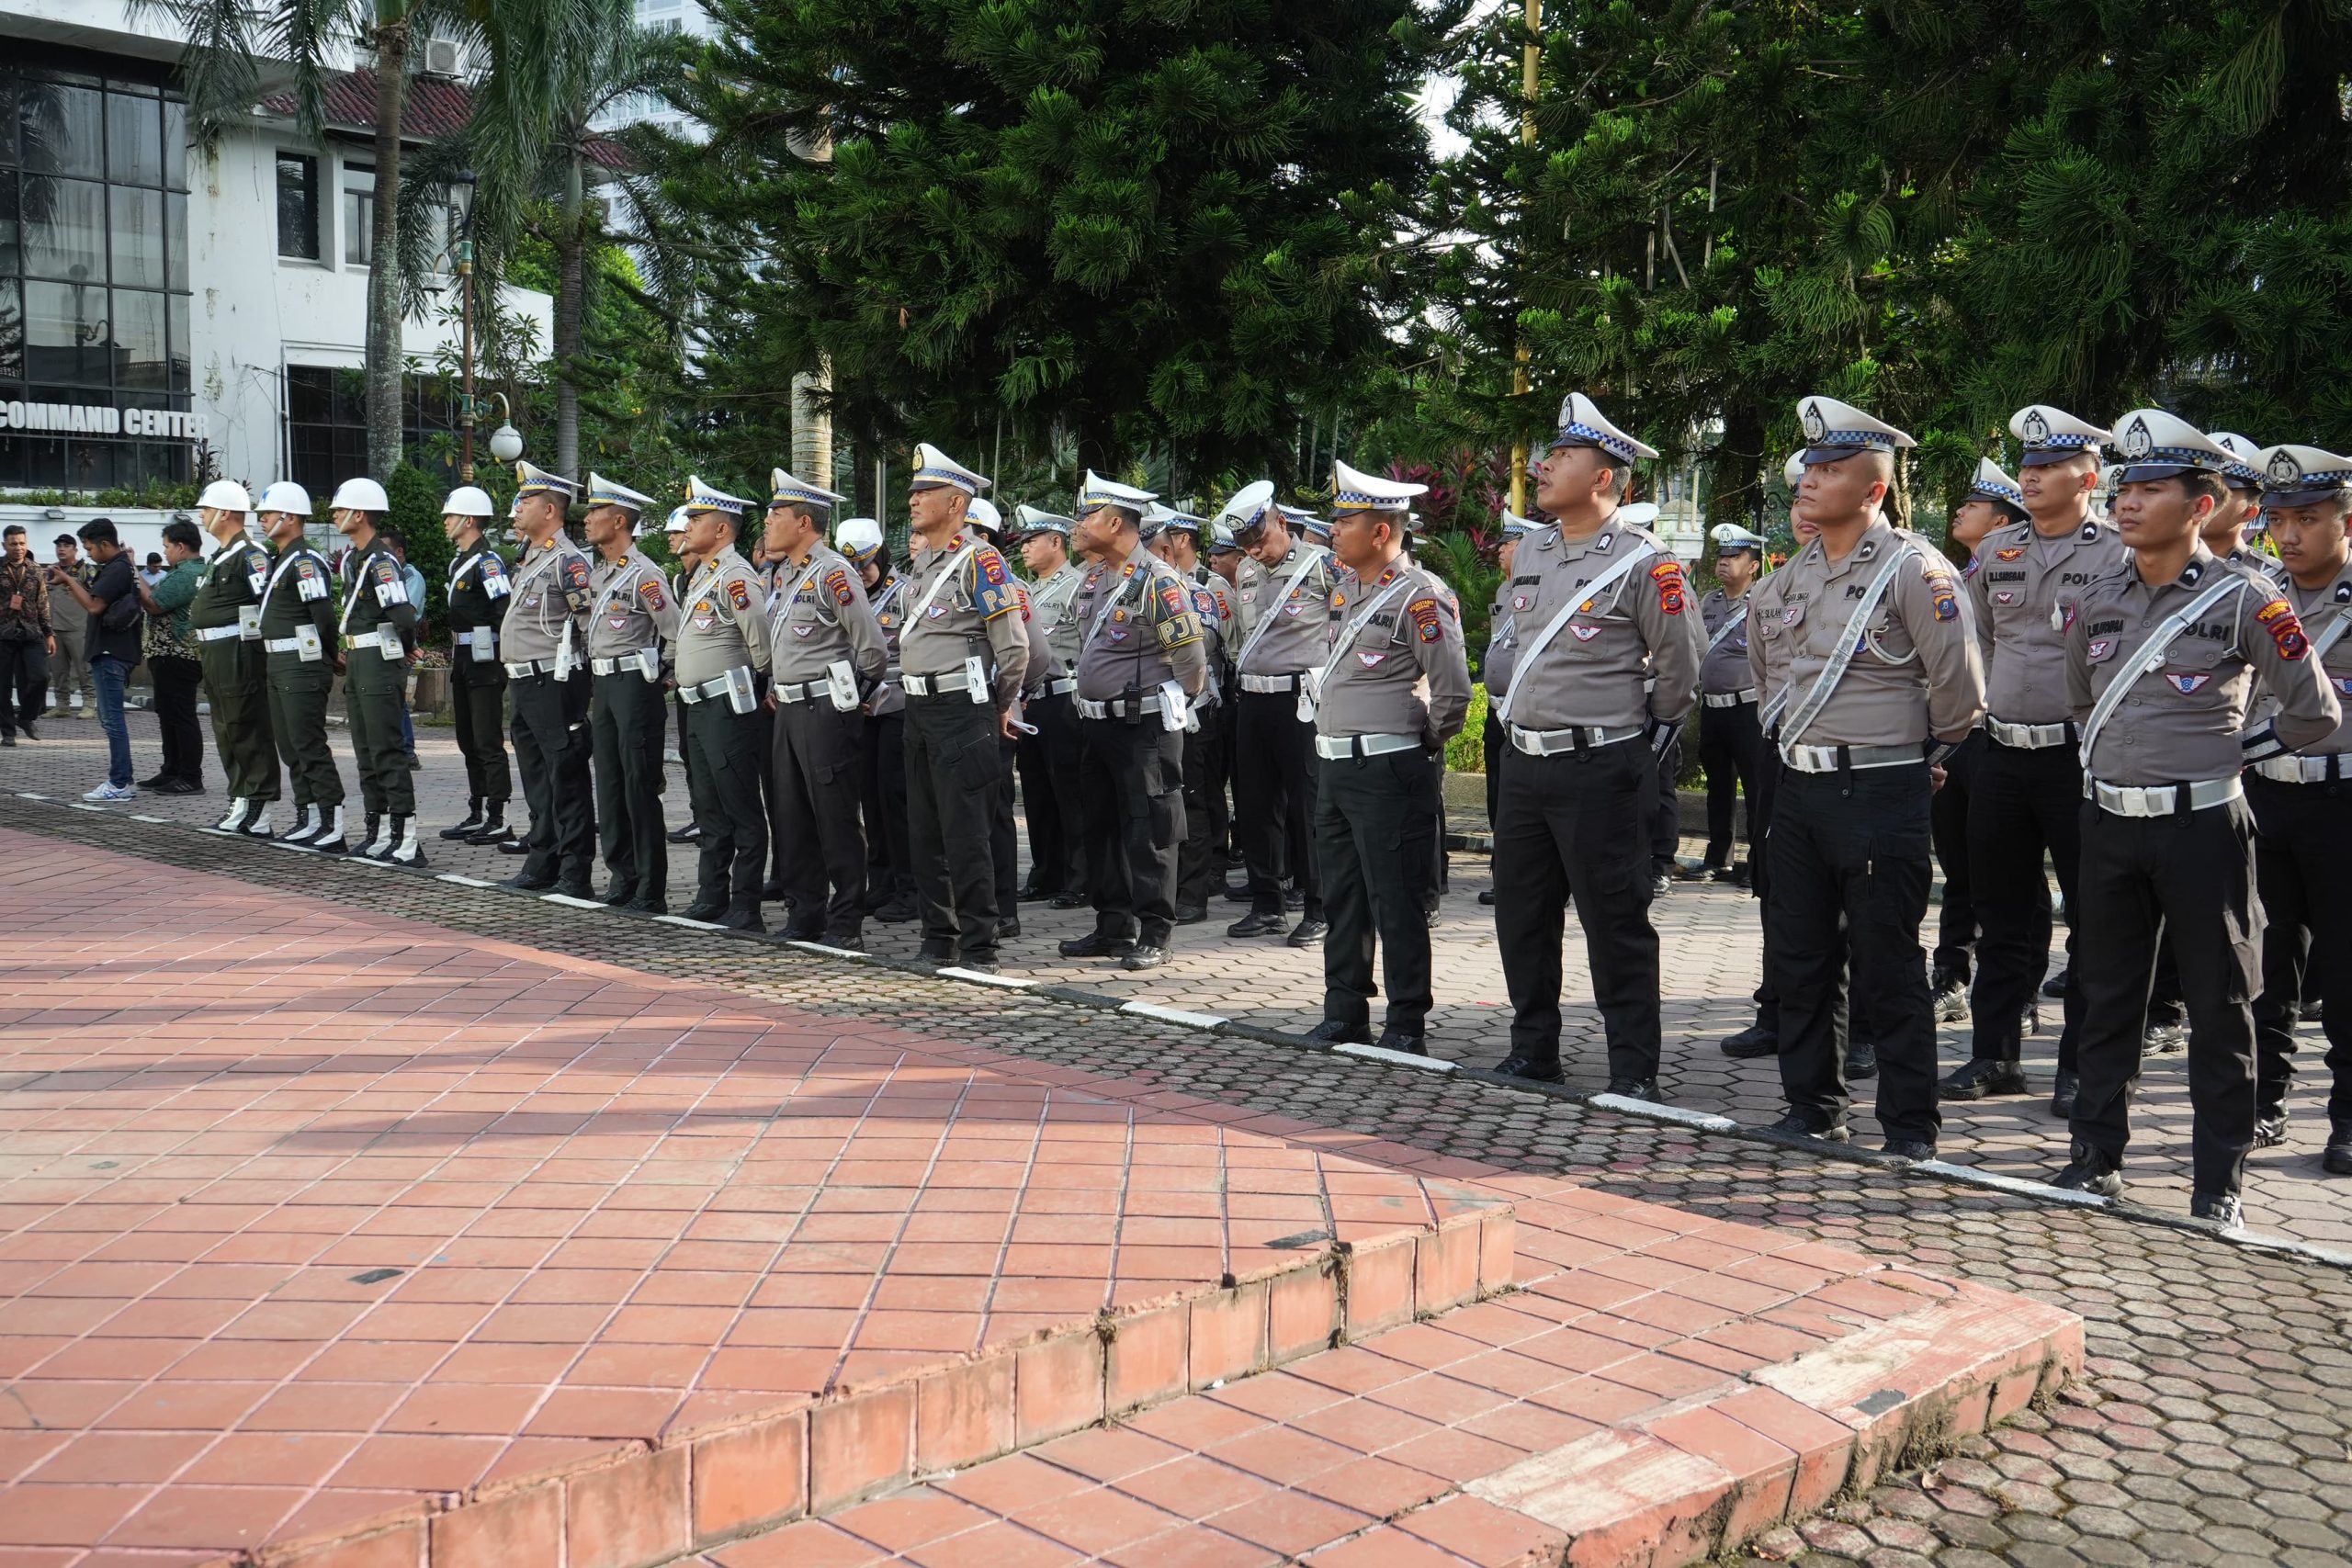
[451,170,481,482]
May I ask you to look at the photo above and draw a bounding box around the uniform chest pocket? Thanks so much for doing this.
[1858,610,1918,666]
[1758,600,1806,642]
[2157,634,2231,695]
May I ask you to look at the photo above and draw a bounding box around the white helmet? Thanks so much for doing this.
[256,480,313,516]
[330,477,390,513]
[664,504,692,534]
[967,497,1002,536]
[197,479,252,513]
[441,485,496,517]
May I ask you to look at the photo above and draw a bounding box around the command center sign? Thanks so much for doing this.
[0,400,208,439]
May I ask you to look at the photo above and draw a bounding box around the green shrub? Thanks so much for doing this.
[1447,683,1488,773]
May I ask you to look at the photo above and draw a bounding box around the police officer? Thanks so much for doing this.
[1305,462,1472,1052]
[254,481,349,853]
[1149,504,1233,923]
[2056,412,2339,1224]
[582,473,679,911]
[1936,407,2127,1112]
[1753,396,1985,1156]
[1012,504,1087,907]
[1490,395,1702,1097]
[1476,512,1534,907]
[1057,472,1207,970]
[2205,433,2277,568]
[187,480,280,836]
[663,506,701,843]
[669,477,773,928]
[1227,485,1333,942]
[967,497,1046,935]
[439,485,516,846]
[330,478,424,863]
[1689,522,1767,884]
[498,462,598,897]
[762,468,887,944]
[899,444,1029,971]
[2247,443,2352,1177]
[1619,499,1685,897]
[844,517,918,921]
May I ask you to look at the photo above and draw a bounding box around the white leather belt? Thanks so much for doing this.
[196,625,245,642]
[1987,716,2074,749]
[1026,677,1078,698]
[773,679,824,704]
[902,670,978,696]
[263,637,305,653]
[591,651,659,677]
[454,630,476,645]
[2250,752,2352,784]
[1316,732,1421,760]
[1781,741,1921,773]
[1701,689,1757,708]
[1509,722,1643,758]
[677,669,751,705]
[1075,693,1170,720]
[1239,672,1303,694]
[505,658,563,678]
[2087,776,2243,816]
[342,628,401,653]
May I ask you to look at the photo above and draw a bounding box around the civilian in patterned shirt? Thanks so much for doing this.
[136,518,209,792]
[0,525,53,743]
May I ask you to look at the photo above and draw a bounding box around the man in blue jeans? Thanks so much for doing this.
[45,518,144,800]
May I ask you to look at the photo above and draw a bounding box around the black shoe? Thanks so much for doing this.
[2189,1191,2243,1228]
[822,930,864,951]
[918,942,956,964]
[442,802,486,840]
[160,778,205,795]
[2,732,15,748]
[553,878,594,902]
[2023,1005,2042,1037]
[780,919,826,942]
[1675,860,1720,882]
[2303,998,2324,1024]
[622,897,667,916]
[2144,1020,2187,1055]
[466,805,514,845]
[601,884,635,907]
[1227,911,1287,938]
[1283,887,1305,913]
[1477,888,1496,906]
[1603,1076,1660,1103]
[502,873,557,893]
[2052,1141,2123,1197]
[404,751,422,771]
[995,916,1021,941]
[959,961,1001,976]
[1844,1042,1878,1081]
[666,823,700,843]
[138,772,170,789]
[2253,1111,2288,1148]
[1763,1111,1849,1144]
[1649,865,1673,897]
[2049,1069,2080,1119]
[1059,931,1136,959]
[718,906,763,931]
[1374,1029,1427,1056]
[1285,917,1328,948]
[1122,944,1168,972]
[1929,968,1970,1022]
[873,897,919,923]
[2041,968,2070,1000]
[1720,1022,1777,1059]
[17,721,31,740]
[1017,883,1057,903]
[1883,1138,1937,1161]
[1049,891,1090,910]
[678,899,727,922]
[1494,1051,1564,1084]
[1306,1019,1371,1045]
[2324,1121,2352,1176]
[1222,886,1255,904]
[1173,902,1206,925]
[761,879,786,902]
[1939,1059,2029,1101]
[1721,863,1751,889]
[495,838,530,855]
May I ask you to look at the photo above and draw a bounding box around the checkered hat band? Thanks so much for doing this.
[2141,446,2228,469]
[2268,468,2352,490]
[518,478,576,496]
[587,488,640,507]
[688,492,745,513]
[2222,464,2264,485]
[1553,422,1635,462]
[2024,434,2097,450]
[771,485,832,506]
[1815,430,1895,452]
[1971,481,2024,504]
[1334,491,1408,512]
[913,466,977,491]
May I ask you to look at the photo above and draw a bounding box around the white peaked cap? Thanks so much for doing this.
[2209,432,2265,490]
[1966,458,2023,507]
[1782,452,1807,491]
[910,443,989,495]
[966,497,1003,535]
[198,479,252,513]
[684,474,752,515]
[514,460,580,499]
[1331,458,1426,513]
[1500,509,1538,539]
[586,473,657,513]
[2254,444,2352,507]
[1796,395,1916,461]
[2109,410,2235,480]
[1013,503,1074,536]
[441,485,496,517]
[1551,392,1660,463]
[1711,522,1767,551]
[1618,502,1661,527]
[330,477,390,513]
[1076,470,1157,513]
[769,467,846,508]
[835,516,885,559]
[1216,479,1277,526]
[2009,405,2111,466]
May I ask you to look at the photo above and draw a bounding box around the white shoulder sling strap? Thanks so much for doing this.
[2077,574,2249,767]
[1235,547,1326,666]
[1778,547,1917,746]
[1492,541,1657,727]
[1703,600,1751,658]
[908,545,978,623]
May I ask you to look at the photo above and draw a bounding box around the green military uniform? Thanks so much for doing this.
[259,536,349,851]
[341,533,423,860]
[445,535,515,840]
[189,530,280,833]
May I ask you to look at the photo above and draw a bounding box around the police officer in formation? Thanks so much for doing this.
[1056,472,1206,970]
[1489,395,1702,1099]
[331,478,424,864]
[1227,483,1333,944]
[2056,412,2339,1224]
[254,481,349,853]
[761,468,887,944]
[841,516,919,922]
[1011,505,1087,907]
[439,485,516,847]
[973,498,1052,934]
[187,480,280,838]
[1303,461,1472,1053]
[897,445,1029,971]
[1148,504,1233,923]
[1689,522,1766,884]
[1475,512,1532,908]
[499,462,598,898]
[673,477,774,928]
[582,474,678,911]
[1755,397,1985,1156]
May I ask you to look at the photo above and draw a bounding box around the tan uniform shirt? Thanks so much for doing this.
[1313,558,1472,747]
[1069,543,1207,703]
[500,535,594,664]
[1965,515,2128,725]
[1191,570,1233,706]
[1236,544,1336,677]
[674,545,773,688]
[1227,556,1265,646]
[584,547,682,660]
[1746,567,1799,718]
[869,572,907,717]
[1697,586,1757,696]
[2264,563,2352,755]
[2069,546,2338,784]
[1751,520,1985,747]
[899,529,1028,706]
[1029,562,1085,680]
[1497,516,1702,730]
[764,543,886,685]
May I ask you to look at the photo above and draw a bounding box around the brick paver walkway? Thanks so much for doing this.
[8,705,2347,1249]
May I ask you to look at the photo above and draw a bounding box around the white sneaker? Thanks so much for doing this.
[83,782,137,802]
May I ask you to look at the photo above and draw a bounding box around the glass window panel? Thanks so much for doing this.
[288,365,330,423]
[342,161,375,267]
[67,436,117,491]
[0,279,19,380]
[0,170,17,276]
[160,98,187,191]
[332,367,365,424]
[276,152,317,260]
[113,288,167,391]
[0,74,18,167]
[164,191,187,290]
[165,295,188,392]
[110,185,164,288]
[7,433,69,487]
[20,175,103,280]
[106,92,161,186]
[20,80,102,179]
[23,279,106,384]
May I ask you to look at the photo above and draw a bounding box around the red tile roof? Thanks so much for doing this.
[260,69,630,168]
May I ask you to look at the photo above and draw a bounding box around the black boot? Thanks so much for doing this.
[386,816,428,868]
[1494,1049,1564,1084]
[1720,1021,1777,1059]
[441,798,485,840]
[466,801,514,845]
[1938,1059,2028,1101]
